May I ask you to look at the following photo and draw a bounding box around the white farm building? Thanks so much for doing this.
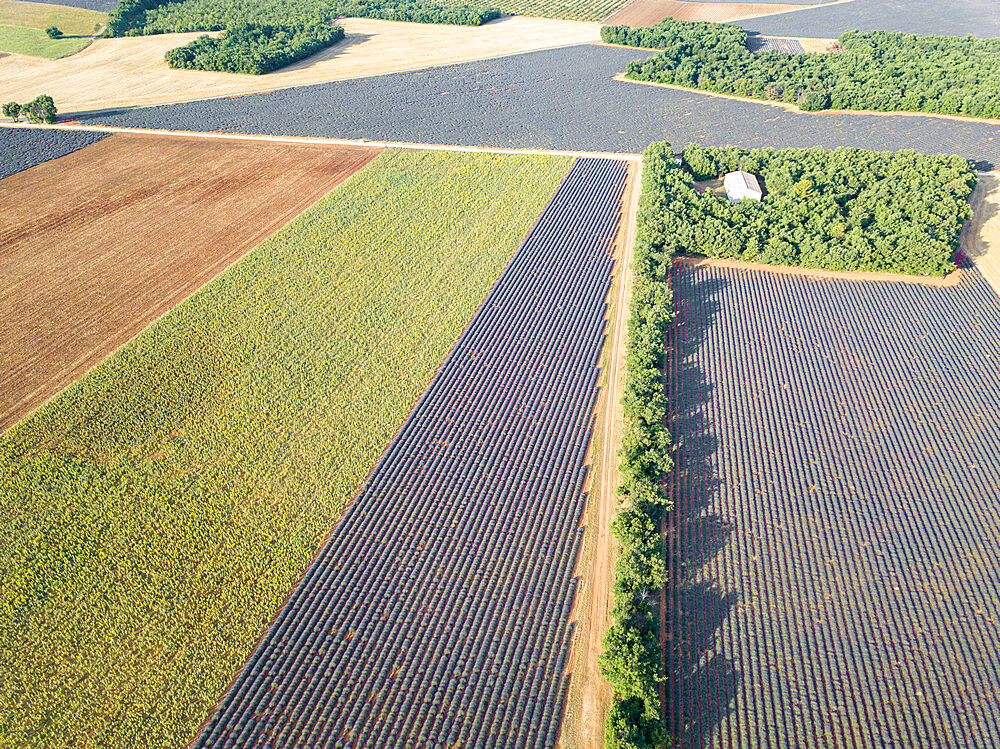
[724,170,763,202]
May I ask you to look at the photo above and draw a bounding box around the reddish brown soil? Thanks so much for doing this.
[0,133,380,431]
[603,0,819,27]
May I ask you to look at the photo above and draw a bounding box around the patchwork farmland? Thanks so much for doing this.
[666,261,1000,747]
[83,45,1000,169]
[0,148,573,749]
[193,157,628,748]
[0,133,379,430]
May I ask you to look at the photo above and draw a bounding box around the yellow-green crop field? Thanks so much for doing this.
[0,0,105,57]
[0,148,571,749]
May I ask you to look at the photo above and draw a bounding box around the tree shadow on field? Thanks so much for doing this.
[280,31,374,72]
[663,265,741,748]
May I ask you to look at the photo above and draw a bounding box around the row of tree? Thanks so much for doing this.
[107,0,499,37]
[164,22,344,74]
[600,139,977,747]
[602,19,1000,118]
[3,96,58,124]
[674,144,974,276]
[599,142,676,749]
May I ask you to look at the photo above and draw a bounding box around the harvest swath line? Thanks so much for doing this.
[192,158,628,748]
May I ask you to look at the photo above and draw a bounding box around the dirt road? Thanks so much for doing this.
[962,173,1000,299]
[559,159,641,749]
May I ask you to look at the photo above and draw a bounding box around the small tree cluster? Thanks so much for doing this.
[3,95,57,124]
[45,26,63,38]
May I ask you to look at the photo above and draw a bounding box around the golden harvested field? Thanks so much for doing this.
[603,0,823,26]
[0,16,601,113]
[0,133,380,431]
[961,172,1000,298]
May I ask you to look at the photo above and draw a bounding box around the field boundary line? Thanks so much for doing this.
[0,121,643,161]
[674,254,965,287]
[612,73,1000,126]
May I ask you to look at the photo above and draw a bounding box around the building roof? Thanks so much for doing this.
[724,170,762,195]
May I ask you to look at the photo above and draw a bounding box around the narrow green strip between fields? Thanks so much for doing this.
[0,148,572,749]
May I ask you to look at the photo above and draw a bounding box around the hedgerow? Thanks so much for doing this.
[664,144,974,276]
[599,141,676,749]
[0,148,571,749]
[164,22,343,74]
[107,0,499,37]
[603,18,1000,118]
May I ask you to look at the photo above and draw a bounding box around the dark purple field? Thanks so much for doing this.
[667,262,1000,747]
[192,158,627,748]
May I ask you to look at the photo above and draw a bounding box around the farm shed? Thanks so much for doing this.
[724,170,762,202]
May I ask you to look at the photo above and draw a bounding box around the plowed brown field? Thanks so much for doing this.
[0,133,379,431]
[603,0,824,27]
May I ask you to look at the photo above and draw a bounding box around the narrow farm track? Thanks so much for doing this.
[560,160,640,749]
[192,158,629,748]
[0,133,380,431]
[666,262,1000,747]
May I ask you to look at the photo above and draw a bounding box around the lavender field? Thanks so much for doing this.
[667,262,1000,747]
[192,158,628,748]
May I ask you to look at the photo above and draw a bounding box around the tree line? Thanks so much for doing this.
[107,0,500,37]
[3,95,58,124]
[598,141,676,749]
[107,0,499,74]
[164,22,344,74]
[602,19,1000,118]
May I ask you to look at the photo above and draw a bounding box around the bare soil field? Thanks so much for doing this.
[0,133,379,431]
[961,173,1000,299]
[0,16,600,113]
[602,0,830,27]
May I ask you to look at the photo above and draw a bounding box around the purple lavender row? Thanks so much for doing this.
[193,157,629,748]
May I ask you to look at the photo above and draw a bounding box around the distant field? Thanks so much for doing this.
[0,0,104,55]
[0,23,90,55]
[0,0,106,34]
[0,147,571,749]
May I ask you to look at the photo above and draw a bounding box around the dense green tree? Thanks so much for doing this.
[45,26,63,39]
[602,19,1000,118]
[24,95,57,124]
[164,22,344,74]
[2,102,21,122]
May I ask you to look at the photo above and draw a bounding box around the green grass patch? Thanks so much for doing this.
[0,22,91,56]
[0,0,105,34]
[0,148,572,749]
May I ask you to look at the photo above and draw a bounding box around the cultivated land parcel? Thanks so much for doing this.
[0,133,379,430]
[0,147,571,748]
[667,262,1000,747]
